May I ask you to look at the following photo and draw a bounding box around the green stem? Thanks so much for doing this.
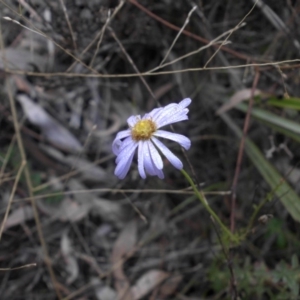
[181,169,237,242]
[246,178,284,235]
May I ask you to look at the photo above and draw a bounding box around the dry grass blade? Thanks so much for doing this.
[216,88,262,115]
[0,263,37,271]
[159,6,197,66]
[1,29,63,295]
[58,0,77,51]
[0,160,26,240]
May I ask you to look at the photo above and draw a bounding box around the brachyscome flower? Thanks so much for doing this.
[112,98,191,179]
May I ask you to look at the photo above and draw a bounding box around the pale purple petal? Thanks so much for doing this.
[153,104,181,123]
[116,137,137,164]
[116,138,136,164]
[114,142,138,179]
[127,115,140,127]
[151,137,183,169]
[155,168,164,179]
[112,129,131,155]
[115,151,135,179]
[143,107,162,120]
[154,130,191,150]
[144,141,164,178]
[151,104,177,122]
[138,141,146,179]
[143,142,156,176]
[152,100,191,128]
[155,111,189,128]
[117,136,134,153]
[148,141,163,170]
[178,98,192,108]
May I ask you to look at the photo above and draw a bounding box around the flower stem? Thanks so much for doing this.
[181,169,237,242]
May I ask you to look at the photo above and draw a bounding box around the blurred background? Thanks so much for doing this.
[0,0,300,299]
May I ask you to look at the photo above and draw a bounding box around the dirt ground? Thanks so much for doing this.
[0,0,300,299]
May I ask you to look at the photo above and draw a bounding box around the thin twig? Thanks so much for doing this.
[108,27,156,100]
[128,0,252,61]
[160,6,197,66]
[0,135,16,185]
[15,188,231,203]
[58,0,77,51]
[0,263,37,271]
[149,23,244,73]
[0,159,26,240]
[4,59,300,78]
[0,27,63,299]
[230,71,260,233]
[89,10,111,68]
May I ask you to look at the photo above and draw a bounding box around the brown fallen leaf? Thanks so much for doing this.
[0,48,47,71]
[36,179,124,224]
[68,179,123,224]
[156,274,183,299]
[111,221,137,300]
[39,144,114,183]
[216,88,262,115]
[3,206,34,230]
[17,94,83,153]
[95,287,117,300]
[131,269,170,300]
[59,197,91,222]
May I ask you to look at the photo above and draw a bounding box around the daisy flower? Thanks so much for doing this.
[112,98,191,179]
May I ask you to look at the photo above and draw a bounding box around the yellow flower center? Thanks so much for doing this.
[131,119,157,141]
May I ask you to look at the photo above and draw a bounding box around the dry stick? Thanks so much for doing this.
[16,188,231,203]
[6,81,63,299]
[230,71,260,233]
[121,191,147,224]
[5,59,300,78]
[0,135,16,185]
[89,10,111,68]
[149,24,242,74]
[0,61,291,77]
[159,5,197,66]
[108,27,156,100]
[198,4,260,295]
[0,263,37,271]
[0,160,26,240]
[58,0,77,51]
[128,0,252,62]
[0,26,63,298]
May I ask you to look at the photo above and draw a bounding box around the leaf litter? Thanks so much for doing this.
[1,1,300,299]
